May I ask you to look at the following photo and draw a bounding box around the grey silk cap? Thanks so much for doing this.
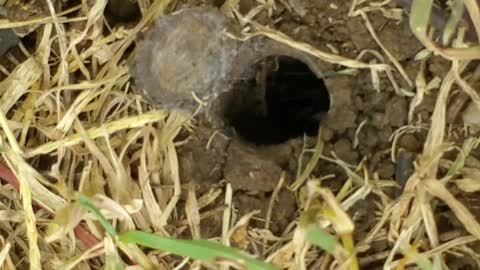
[133,7,328,127]
[133,7,241,113]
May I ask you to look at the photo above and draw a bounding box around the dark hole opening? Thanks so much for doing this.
[224,56,331,145]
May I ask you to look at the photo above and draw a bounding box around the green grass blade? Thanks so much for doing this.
[409,0,434,44]
[416,258,433,270]
[119,230,279,270]
[305,227,337,253]
[76,194,118,238]
[441,138,480,182]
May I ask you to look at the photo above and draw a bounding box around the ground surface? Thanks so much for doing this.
[178,0,424,244]
[1,0,480,269]
[172,1,480,269]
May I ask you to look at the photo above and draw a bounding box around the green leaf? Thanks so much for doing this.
[119,230,278,270]
[416,258,433,270]
[76,194,118,237]
[409,0,434,44]
[305,227,338,254]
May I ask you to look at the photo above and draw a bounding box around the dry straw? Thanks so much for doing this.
[0,0,479,269]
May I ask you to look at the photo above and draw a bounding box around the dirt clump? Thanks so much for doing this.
[234,189,296,234]
[384,96,408,127]
[224,141,283,192]
[177,126,229,195]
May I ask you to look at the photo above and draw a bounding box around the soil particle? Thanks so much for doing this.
[333,138,358,164]
[325,108,357,134]
[416,94,437,113]
[234,194,266,216]
[403,60,421,87]
[255,143,297,170]
[446,254,477,270]
[370,238,388,253]
[177,126,229,194]
[270,190,297,233]
[378,127,394,146]
[370,112,386,128]
[239,0,257,14]
[354,95,364,109]
[287,0,314,17]
[302,13,316,26]
[384,96,408,127]
[429,55,452,78]
[367,91,390,112]
[346,17,371,51]
[358,145,372,159]
[234,189,296,234]
[398,133,422,152]
[378,20,422,61]
[224,141,283,192]
[321,127,335,142]
[357,126,379,154]
[349,198,377,235]
[201,210,224,238]
[376,161,395,179]
[368,151,390,173]
[323,76,357,133]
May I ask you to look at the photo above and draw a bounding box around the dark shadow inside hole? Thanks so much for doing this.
[105,0,141,25]
[224,56,331,145]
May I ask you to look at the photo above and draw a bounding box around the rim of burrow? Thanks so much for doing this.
[206,36,336,134]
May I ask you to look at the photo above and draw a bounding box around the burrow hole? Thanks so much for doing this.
[224,56,331,145]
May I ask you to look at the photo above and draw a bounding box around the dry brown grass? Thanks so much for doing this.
[0,0,479,269]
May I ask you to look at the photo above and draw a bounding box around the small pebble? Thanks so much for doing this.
[398,134,421,152]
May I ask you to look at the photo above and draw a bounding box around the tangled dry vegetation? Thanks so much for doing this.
[0,0,480,269]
